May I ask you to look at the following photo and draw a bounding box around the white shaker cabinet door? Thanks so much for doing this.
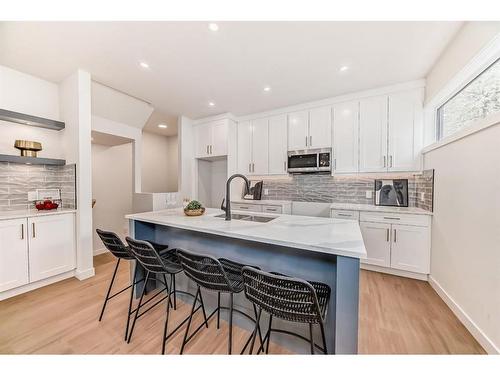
[308,106,332,149]
[211,120,228,157]
[333,101,359,173]
[359,96,388,172]
[0,218,29,292]
[268,114,288,174]
[390,224,430,274]
[194,123,212,158]
[251,118,269,175]
[360,221,391,267]
[28,213,76,283]
[237,121,253,174]
[287,111,309,151]
[388,90,423,171]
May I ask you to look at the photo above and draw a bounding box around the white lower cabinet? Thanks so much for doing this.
[0,218,29,293]
[390,224,430,274]
[0,213,76,294]
[28,213,76,282]
[359,222,391,267]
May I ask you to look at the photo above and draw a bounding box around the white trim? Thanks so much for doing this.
[422,113,500,154]
[192,112,237,125]
[429,276,499,354]
[0,270,75,301]
[423,32,500,147]
[93,247,109,256]
[75,267,95,280]
[360,263,428,281]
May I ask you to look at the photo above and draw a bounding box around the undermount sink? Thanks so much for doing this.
[214,213,277,223]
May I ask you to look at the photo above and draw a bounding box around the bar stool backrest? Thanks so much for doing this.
[96,229,132,259]
[176,249,234,292]
[125,237,173,274]
[241,267,324,324]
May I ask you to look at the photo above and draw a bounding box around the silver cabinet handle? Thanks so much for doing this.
[252,163,255,173]
[305,136,308,147]
[32,222,36,238]
[266,208,277,212]
[394,229,397,243]
[386,228,389,242]
[206,145,209,155]
[21,224,24,240]
[337,213,351,217]
[333,158,336,170]
[383,155,386,168]
[283,161,286,171]
[249,163,251,173]
[210,145,213,154]
[309,135,312,146]
[240,206,249,210]
[383,217,400,220]
[390,155,393,168]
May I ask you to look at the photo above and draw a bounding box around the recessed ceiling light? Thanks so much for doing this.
[208,101,215,107]
[139,61,150,69]
[339,65,349,72]
[208,23,219,31]
[158,124,168,129]
[263,86,271,92]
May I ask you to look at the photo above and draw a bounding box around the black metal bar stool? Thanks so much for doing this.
[175,249,263,354]
[125,237,207,354]
[96,229,169,340]
[241,267,331,354]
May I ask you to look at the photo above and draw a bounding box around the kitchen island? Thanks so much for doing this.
[126,208,366,354]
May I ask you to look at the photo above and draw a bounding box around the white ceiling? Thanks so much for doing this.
[143,110,178,136]
[0,21,462,120]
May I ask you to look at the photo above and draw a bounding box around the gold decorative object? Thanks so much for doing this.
[184,208,205,216]
[14,140,42,157]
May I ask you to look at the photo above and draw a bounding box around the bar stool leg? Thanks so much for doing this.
[161,288,172,355]
[124,263,138,340]
[265,315,273,354]
[180,286,200,354]
[309,323,315,354]
[172,273,177,310]
[248,306,262,354]
[99,258,121,321]
[162,274,173,308]
[198,289,209,328]
[217,292,221,329]
[228,293,233,354]
[127,271,150,344]
[319,321,327,354]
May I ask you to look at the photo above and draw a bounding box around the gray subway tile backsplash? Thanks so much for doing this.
[0,162,77,211]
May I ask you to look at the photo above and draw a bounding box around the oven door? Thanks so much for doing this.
[287,152,318,173]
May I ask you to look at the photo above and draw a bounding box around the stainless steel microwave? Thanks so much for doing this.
[287,148,332,173]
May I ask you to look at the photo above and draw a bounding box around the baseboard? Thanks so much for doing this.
[428,276,499,354]
[75,267,95,280]
[361,263,428,281]
[93,247,108,256]
[0,270,75,301]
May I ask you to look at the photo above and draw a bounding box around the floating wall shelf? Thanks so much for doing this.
[0,154,66,166]
[0,108,65,131]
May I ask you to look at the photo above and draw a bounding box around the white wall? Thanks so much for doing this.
[92,142,133,253]
[426,22,500,103]
[0,65,63,159]
[141,131,178,193]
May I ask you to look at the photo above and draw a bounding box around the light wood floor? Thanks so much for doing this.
[0,253,485,354]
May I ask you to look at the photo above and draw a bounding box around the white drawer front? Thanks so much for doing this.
[262,205,282,214]
[359,211,430,227]
[331,210,359,220]
[231,203,262,212]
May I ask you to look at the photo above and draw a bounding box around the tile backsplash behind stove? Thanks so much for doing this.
[0,162,76,211]
[261,169,434,211]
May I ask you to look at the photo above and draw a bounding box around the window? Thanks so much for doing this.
[437,58,500,139]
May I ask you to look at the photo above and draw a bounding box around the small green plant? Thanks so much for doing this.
[185,200,203,210]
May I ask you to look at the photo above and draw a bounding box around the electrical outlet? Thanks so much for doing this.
[365,190,372,199]
[264,188,269,196]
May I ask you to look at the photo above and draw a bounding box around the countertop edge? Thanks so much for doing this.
[0,209,77,220]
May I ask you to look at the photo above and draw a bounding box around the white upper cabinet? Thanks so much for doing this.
[268,114,288,174]
[287,111,309,151]
[333,101,359,173]
[251,118,269,175]
[308,106,332,149]
[359,95,388,172]
[0,218,29,292]
[28,213,76,283]
[194,120,228,158]
[237,121,253,174]
[388,90,423,171]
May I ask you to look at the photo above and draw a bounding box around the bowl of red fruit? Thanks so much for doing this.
[35,200,59,211]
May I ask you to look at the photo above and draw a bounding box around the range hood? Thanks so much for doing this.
[0,108,65,131]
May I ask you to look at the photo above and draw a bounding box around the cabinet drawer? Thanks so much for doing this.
[262,205,282,214]
[331,210,359,220]
[231,203,262,212]
[359,211,430,227]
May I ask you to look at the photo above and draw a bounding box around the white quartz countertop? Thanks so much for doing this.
[0,208,77,220]
[329,203,433,216]
[126,208,366,259]
[231,199,292,206]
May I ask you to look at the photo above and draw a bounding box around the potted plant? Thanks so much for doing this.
[184,200,205,216]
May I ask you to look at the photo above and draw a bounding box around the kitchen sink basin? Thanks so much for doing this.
[214,213,277,223]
